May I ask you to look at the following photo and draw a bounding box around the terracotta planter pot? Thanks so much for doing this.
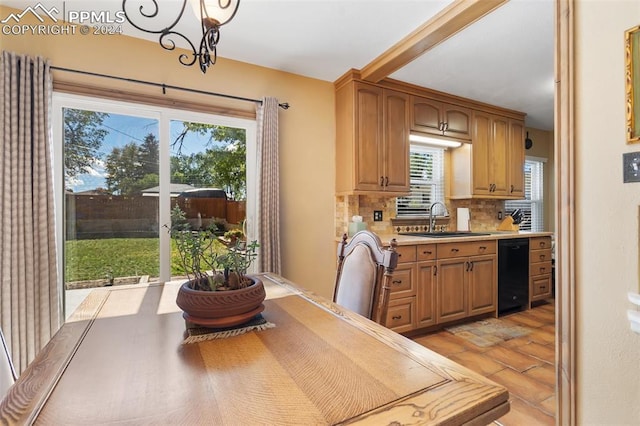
[176,275,266,327]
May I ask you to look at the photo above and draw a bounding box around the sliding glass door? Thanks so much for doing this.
[52,93,256,318]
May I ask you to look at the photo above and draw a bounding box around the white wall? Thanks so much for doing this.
[576,0,640,423]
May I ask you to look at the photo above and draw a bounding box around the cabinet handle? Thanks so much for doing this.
[540,267,546,272]
[392,315,402,320]
[451,248,459,253]
[384,176,389,187]
[422,250,432,255]
[540,242,546,247]
[540,255,546,260]
[442,122,449,133]
[469,261,474,271]
[434,265,437,276]
[380,176,384,186]
[392,280,403,286]
[479,246,487,251]
[465,261,470,271]
[510,184,514,193]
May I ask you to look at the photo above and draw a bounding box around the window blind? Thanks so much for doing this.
[396,144,445,216]
[505,159,544,231]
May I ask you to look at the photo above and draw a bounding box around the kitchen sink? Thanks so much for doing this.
[402,231,491,238]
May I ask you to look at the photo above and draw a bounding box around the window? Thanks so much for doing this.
[505,157,545,231]
[396,144,445,216]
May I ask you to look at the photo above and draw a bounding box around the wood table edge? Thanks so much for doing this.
[0,289,110,425]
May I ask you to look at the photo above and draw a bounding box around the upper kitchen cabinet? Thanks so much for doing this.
[335,79,410,195]
[450,111,526,199]
[411,96,472,142]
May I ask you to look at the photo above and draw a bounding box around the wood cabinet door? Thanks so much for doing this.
[411,96,443,134]
[468,255,497,316]
[417,261,437,328]
[490,116,509,195]
[471,112,492,195]
[354,83,384,191]
[508,119,525,198]
[442,104,472,141]
[436,258,467,323]
[383,89,410,192]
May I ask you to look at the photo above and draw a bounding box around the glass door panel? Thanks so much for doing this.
[169,120,247,279]
[63,108,160,314]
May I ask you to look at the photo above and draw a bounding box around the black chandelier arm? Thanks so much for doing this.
[122,0,188,35]
[158,31,200,68]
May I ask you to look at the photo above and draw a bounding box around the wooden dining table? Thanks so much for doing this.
[0,273,509,425]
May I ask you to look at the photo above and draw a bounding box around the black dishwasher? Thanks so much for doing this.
[498,238,529,315]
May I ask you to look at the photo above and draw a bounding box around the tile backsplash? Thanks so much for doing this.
[335,195,506,236]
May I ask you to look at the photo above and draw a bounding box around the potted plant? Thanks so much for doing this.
[169,206,264,327]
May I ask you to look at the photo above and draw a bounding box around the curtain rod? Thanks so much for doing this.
[49,66,290,110]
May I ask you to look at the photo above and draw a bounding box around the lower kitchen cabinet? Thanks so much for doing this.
[378,236,547,334]
[529,236,553,304]
[468,255,497,316]
[436,258,468,323]
[386,246,417,333]
[417,261,437,328]
[436,240,497,323]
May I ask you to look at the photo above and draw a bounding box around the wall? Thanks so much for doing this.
[575,1,640,423]
[0,6,337,298]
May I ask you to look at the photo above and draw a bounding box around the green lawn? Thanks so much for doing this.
[64,238,222,282]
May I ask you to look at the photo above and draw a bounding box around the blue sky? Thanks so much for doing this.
[66,111,213,193]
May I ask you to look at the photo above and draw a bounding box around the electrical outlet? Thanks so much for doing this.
[373,210,383,221]
[623,152,640,182]
[498,211,503,220]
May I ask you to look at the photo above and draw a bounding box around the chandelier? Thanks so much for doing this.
[122,0,240,73]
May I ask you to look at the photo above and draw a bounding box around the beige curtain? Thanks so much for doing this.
[0,51,59,374]
[256,97,281,274]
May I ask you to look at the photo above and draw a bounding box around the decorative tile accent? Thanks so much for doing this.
[335,195,506,236]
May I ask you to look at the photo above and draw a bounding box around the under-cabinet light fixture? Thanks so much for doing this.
[122,0,240,74]
[409,133,463,148]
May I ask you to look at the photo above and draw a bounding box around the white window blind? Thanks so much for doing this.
[396,144,445,216]
[505,158,544,231]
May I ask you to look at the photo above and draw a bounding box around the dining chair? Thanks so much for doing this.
[0,328,17,399]
[333,231,399,326]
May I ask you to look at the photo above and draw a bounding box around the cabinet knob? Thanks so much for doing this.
[540,267,546,272]
[540,255,546,260]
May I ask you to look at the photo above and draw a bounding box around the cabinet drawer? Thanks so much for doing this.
[530,248,552,264]
[395,245,417,263]
[416,244,437,261]
[389,264,416,299]
[530,261,552,276]
[530,236,551,250]
[437,240,496,258]
[385,297,415,333]
[531,275,552,299]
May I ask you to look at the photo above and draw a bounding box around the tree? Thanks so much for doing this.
[105,133,159,195]
[63,108,108,182]
[172,123,247,200]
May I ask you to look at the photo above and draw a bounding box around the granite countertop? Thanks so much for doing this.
[338,231,554,245]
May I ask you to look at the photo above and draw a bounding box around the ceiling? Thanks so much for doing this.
[0,0,554,129]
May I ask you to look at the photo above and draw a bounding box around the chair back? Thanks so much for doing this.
[334,231,399,325]
[0,328,16,399]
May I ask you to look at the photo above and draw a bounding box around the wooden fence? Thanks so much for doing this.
[66,194,245,240]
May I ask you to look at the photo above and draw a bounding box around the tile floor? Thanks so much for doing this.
[412,302,556,426]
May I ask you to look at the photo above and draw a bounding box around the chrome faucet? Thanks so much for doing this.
[429,202,448,232]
